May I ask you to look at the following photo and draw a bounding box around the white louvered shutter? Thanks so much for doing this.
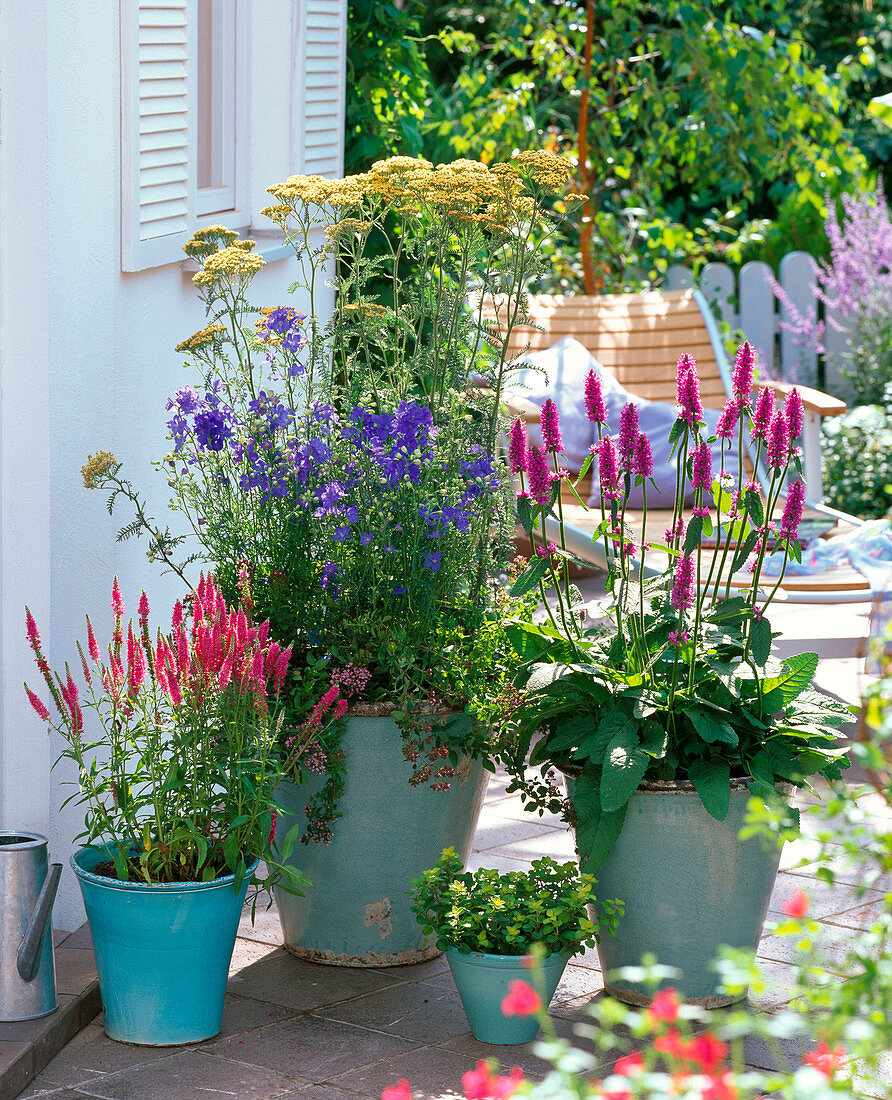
[298,0,346,178]
[121,0,194,271]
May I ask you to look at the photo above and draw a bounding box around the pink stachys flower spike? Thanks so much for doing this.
[670,553,695,613]
[634,432,653,479]
[784,387,804,439]
[525,442,551,507]
[618,402,640,470]
[780,479,806,540]
[732,341,756,404]
[540,397,563,454]
[766,408,790,470]
[138,591,149,627]
[273,648,291,693]
[676,354,703,427]
[25,685,50,722]
[751,386,775,440]
[715,395,740,439]
[507,418,528,473]
[86,616,100,662]
[598,435,620,498]
[690,441,714,492]
[584,368,607,423]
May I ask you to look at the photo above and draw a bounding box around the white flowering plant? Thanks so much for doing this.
[500,345,852,869]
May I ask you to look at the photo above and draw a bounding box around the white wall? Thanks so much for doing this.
[0,0,334,929]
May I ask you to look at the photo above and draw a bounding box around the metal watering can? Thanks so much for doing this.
[0,832,62,1020]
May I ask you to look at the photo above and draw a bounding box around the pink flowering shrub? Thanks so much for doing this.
[25,575,311,891]
[506,346,851,867]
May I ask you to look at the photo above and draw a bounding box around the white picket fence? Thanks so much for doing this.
[665,252,850,397]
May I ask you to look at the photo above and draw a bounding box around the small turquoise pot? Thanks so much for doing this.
[446,948,568,1044]
[275,711,488,966]
[71,848,256,1045]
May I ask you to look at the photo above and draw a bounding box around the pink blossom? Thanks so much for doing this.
[670,554,695,612]
[691,505,710,518]
[540,398,563,454]
[598,435,620,499]
[111,576,125,617]
[634,432,653,478]
[618,402,639,470]
[751,387,775,440]
[690,441,713,491]
[501,980,542,1017]
[664,517,685,546]
[780,479,805,540]
[676,354,703,427]
[526,443,551,507]
[584,368,606,422]
[138,592,150,629]
[784,387,804,439]
[766,409,790,470]
[461,1062,524,1100]
[715,396,740,439]
[507,418,528,473]
[381,1080,413,1100]
[25,685,50,722]
[273,648,291,693]
[804,1041,847,1080]
[782,889,809,919]
[668,628,690,647]
[648,987,680,1023]
[732,341,755,403]
[268,810,278,845]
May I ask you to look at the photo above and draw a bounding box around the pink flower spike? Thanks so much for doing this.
[780,479,805,540]
[634,432,653,479]
[507,418,528,473]
[784,387,804,439]
[598,435,619,498]
[86,617,100,662]
[501,980,542,1017]
[111,576,125,617]
[715,395,740,439]
[540,398,563,454]
[690,441,713,491]
[273,648,291,693]
[751,386,775,440]
[526,443,551,507]
[138,591,149,627]
[25,685,50,722]
[766,408,790,470]
[584,368,606,423]
[618,402,639,470]
[670,554,695,612]
[732,341,755,403]
[676,354,703,427]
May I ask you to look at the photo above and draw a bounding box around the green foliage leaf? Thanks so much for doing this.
[573,773,628,874]
[750,616,772,666]
[600,726,649,812]
[687,706,739,747]
[510,557,549,597]
[689,758,731,820]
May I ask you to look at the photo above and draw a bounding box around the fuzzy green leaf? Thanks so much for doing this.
[573,773,628,873]
[600,727,649,812]
[510,557,549,597]
[689,757,731,820]
[687,706,739,746]
[750,616,772,666]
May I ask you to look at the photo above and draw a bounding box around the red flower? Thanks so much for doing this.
[701,1069,738,1100]
[381,1080,413,1100]
[462,1061,524,1099]
[501,980,542,1017]
[648,986,681,1024]
[653,1027,686,1059]
[686,1032,728,1075]
[782,890,809,919]
[804,1041,847,1079]
[613,1050,645,1076]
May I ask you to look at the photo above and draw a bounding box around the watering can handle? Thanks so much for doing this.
[17,862,62,983]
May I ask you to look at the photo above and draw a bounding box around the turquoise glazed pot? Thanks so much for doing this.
[446,948,568,1044]
[71,848,255,1045]
[580,779,783,1007]
[274,710,489,966]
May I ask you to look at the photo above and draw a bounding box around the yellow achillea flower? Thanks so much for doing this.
[260,203,291,226]
[175,322,225,354]
[193,245,265,287]
[81,450,118,490]
[182,224,239,260]
[267,175,339,206]
[369,156,434,175]
[508,150,573,192]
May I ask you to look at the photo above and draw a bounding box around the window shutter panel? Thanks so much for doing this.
[298,0,346,178]
[121,0,194,271]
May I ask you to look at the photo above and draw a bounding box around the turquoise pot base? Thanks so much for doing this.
[71,848,255,1045]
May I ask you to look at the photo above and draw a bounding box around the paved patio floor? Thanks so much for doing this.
[18,595,891,1100]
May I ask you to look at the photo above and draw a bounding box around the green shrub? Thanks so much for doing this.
[822,387,892,518]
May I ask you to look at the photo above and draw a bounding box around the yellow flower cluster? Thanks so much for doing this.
[81,450,118,490]
[175,322,226,354]
[193,243,265,288]
[509,150,574,191]
[182,224,239,260]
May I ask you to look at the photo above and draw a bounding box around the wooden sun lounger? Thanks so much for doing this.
[483,289,869,602]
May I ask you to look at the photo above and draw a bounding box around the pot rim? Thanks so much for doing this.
[71,848,259,892]
[446,946,569,964]
[559,765,792,796]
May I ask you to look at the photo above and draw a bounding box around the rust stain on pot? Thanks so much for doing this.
[604,983,743,1009]
[284,942,441,967]
[363,897,393,939]
[456,756,472,785]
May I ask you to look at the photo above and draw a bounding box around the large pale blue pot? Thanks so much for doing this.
[578,779,783,1007]
[446,948,568,1044]
[274,710,488,966]
[71,848,255,1045]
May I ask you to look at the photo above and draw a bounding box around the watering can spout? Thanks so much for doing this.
[17,862,62,983]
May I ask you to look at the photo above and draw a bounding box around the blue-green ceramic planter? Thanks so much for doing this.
[274,711,488,966]
[71,848,256,1045]
[446,948,568,1044]
[577,779,783,1007]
